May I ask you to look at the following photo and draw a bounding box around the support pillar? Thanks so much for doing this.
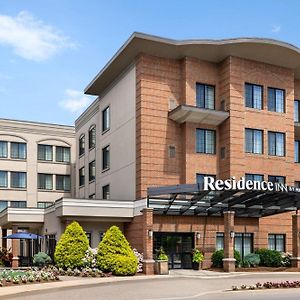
[2,229,7,249]
[142,208,154,275]
[291,214,300,268]
[11,225,19,268]
[223,211,235,272]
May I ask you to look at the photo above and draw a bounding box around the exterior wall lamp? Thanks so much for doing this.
[230,231,235,239]
[148,229,153,238]
[196,232,201,239]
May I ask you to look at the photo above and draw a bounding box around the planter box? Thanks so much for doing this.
[154,260,169,275]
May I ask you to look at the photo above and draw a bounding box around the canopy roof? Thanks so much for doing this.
[147,184,300,218]
[3,232,43,240]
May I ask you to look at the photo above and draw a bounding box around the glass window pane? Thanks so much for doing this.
[216,233,224,250]
[206,85,215,109]
[0,171,8,187]
[0,141,8,158]
[196,129,205,153]
[268,132,276,155]
[268,88,276,111]
[276,133,285,156]
[295,101,300,122]
[245,84,253,108]
[196,84,205,108]
[245,129,253,153]
[253,130,262,154]
[296,141,299,163]
[205,130,215,154]
[276,89,284,113]
[253,85,262,109]
[102,107,110,132]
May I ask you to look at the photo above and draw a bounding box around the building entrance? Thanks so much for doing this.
[153,232,194,269]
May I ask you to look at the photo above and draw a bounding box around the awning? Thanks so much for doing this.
[3,232,43,239]
[147,184,300,218]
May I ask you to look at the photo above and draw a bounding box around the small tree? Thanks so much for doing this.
[54,221,89,269]
[97,226,137,275]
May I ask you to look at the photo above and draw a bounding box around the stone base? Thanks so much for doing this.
[143,259,155,275]
[12,257,19,268]
[154,260,169,275]
[291,257,300,268]
[222,258,236,272]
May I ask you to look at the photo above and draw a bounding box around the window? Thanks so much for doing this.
[89,160,96,181]
[102,145,110,170]
[235,233,253,259]
[295,100,300,122]
[216,232,224,250]
[37,202,53,209]
[196,129,216,154]
[268,175,285,184]
[295,181,300,188]
[79,135,85,156]
[45,234,56,259]
[56,146,70,163]
[0,141,8,158]
[268,87,285,112]
[268,234,285,252]
[0,171,8,188]
[10,201,26,208]
[0,201,8,212]
[38,174,53,190]
[295,141,300,163]
[11,142,26,159]
[245,128,263,154]
[102,184,110,200]
[89,126,96,149]
[245,83,263,109]
[99,232,105,242]
[168,145,176,158]
[79,167,85,186]
[102,106,110,132]
[196,174,216,189]
[268,131,285,156]
[56,175,71,191]
[11,172,26,188]
[38,145,53,161]
[245,174,264,182]
[220,147,225,159]
[85,232,92,246]
[196,83,215,109]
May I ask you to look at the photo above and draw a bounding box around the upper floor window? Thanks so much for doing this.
[89,126,96,149]
[196,83,215,109]
[38,144,53,161]
[268,131,285,156]
[295,100,300,122]
[0,201,8,212]
[102,106,110,133]
[11,172,26,188]
[102,184,110,200]
[56,146,70,163]
[79,167,85,186]
[245,173,264,182]
[268,87,285,113]
[37,202,53,209]
[11,201,26,208]
[245,128,263,154]
[268,175,285,184]
[245,83,263,109]
[0,141,8,158]
[56,175,71,191]
[196,129,216,154]
[11,142,26,159]
[295,141,300,163]
[196,174,216,189]
[102,145,110,170]
[38,173,53,190]
[79,135,85,156]
[0,171,8,188]
[89,160,96,181]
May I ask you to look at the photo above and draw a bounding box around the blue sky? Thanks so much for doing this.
[1,0,300,125]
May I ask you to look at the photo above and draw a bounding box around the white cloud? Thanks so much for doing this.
[271,25,281,33]
[0,11,76,61]
[59,89,94,114]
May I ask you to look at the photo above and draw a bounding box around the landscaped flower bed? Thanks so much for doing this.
[232,280,300,291]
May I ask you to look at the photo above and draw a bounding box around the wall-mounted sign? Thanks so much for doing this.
[203,176,300,193]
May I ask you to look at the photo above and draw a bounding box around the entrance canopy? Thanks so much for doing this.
[147,184,300,217]
[3,232,43,240]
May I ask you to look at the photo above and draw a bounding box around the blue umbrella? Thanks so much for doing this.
[2,232,43,239]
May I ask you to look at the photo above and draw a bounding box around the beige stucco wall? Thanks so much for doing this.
[75,65,136,200]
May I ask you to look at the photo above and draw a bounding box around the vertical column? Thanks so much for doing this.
[292,214,300,268]
[223,211,235,272]
[142,208,154,275]
[11,225,19,268]
[2,229,7,249]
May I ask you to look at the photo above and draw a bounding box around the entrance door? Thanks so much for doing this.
[153,232,194,269]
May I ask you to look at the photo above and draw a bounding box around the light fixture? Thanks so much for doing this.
[196,232,201,239]
[230,231,235,239]
[148,229,153,238]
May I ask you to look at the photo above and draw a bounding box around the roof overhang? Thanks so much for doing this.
[85,32,300,96]
[168,105,229,125]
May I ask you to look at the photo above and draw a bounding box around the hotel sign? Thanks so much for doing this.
[203,176,300,193]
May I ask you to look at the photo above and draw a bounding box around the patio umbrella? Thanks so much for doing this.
[2,232,43,239]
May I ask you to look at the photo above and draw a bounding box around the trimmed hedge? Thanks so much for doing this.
[54,221,89,269]
[97,226,137,276]
[33,252,52,267]
[242,253,260,268]
[255,248,282,267]
[211,249,241,268]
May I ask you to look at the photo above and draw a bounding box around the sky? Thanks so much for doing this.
[1,0,300,125]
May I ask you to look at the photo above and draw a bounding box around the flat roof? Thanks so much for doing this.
[85,32,300,95]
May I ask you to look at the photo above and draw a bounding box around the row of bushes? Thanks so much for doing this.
[211,248,291,268]
[54,222,138,276]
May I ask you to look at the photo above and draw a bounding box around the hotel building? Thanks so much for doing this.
[2,33,300,273]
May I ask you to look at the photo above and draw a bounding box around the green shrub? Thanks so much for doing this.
[54,221,89,269]
[33,252,52,267]
[192,249,204,263]
[97,226,137,276]
[155,247,168,261]
[255,248,282,267]
[242,253,260,268]
[211,249,241,268]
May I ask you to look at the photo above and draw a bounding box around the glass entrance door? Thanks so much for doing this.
[153,232,194,269]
